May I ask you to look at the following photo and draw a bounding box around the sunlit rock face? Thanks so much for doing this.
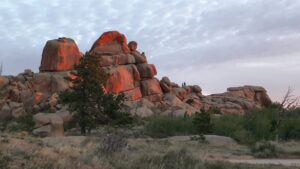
[89,31,158,101]
[39,37,82,72]
[90,31,130,54]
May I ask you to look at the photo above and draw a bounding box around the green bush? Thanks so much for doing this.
[279,118,300,140]
[243,107,279,141]
[211,115,243,137]
[211,106,300,144]
[144,116,197,138]
[193,110,212,135]
[0,113,34,132]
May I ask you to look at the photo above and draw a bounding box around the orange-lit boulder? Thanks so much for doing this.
[137,64,157,79]
[39,37,82,72]
[140,78,163,97]
[103,65,140,94]
[90,31,130,54]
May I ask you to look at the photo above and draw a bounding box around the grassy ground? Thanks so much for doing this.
[1,130,300,169]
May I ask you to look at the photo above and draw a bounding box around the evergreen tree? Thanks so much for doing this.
[193,109,212,136]
[60,52,134,134]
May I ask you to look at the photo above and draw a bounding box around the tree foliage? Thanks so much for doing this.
[60,52,134,134]
[192,109,212,136]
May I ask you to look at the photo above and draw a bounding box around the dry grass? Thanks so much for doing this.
[1,132,300,169]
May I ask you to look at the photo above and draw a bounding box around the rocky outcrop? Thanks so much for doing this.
[227,86,272,107]
[0,31,273,136]
[0,70,72,119]
[39,37,82,72]
[201,85,272,115]
[89,31,164,102]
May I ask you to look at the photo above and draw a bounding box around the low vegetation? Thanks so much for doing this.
[144,116,197,138]
[144,105,300,145]
[0,113,34,132]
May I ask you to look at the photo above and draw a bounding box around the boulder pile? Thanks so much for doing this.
[0,31,272,136]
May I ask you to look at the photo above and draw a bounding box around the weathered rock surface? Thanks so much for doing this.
[0,69,72,119]
[39,37,82,72]
[227,86,272,107]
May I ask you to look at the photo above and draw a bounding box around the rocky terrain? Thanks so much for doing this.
[0,31,272,137]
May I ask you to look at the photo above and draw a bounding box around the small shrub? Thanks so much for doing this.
[251,141,278,158]
[0,113,34,132]
[144,116,197,138]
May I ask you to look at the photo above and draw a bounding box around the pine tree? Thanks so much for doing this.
[60,52,134,134]
[193,109,212,136]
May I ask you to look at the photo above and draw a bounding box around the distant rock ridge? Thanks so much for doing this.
[0,31,272,136]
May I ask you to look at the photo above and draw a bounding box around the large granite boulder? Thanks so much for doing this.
[39,37,82,72]
[90,31,130,54]
[33,113,64,137]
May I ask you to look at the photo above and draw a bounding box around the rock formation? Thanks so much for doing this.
[40,37,82,72]
[89,31,161,102]
[0,31,273,136]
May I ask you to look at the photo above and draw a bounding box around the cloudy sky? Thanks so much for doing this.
[0,0,299,101]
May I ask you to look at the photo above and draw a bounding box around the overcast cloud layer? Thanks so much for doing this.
[0,0,299,101]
